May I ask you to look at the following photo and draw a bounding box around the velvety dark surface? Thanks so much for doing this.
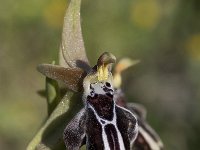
[0,0,200,149]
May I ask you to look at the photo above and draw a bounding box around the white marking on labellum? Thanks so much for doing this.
[142,121,164,148]
[83,78,113,99]
[131,121,138,146]
[116,105,138,145]
[88,103,125,150]
[139,127,162,150]
[91,83,108,95]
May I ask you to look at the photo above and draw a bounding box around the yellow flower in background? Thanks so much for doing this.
[186,34,200,60]
[43,0,68,28]
[130,0,161,29]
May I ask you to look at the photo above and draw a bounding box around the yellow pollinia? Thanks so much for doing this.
[97,64,109,81]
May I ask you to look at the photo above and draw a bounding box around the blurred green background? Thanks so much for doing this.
[0,0,200,149]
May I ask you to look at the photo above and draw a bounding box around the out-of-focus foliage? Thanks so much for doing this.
[186,33,200,60]
[130,0,161,29]
[0,0,200,150]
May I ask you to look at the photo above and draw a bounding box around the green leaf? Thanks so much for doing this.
[27,92,83,150]
[45,77,60,116]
